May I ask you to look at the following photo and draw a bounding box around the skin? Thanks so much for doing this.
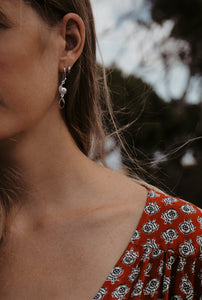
[0,1,148,299]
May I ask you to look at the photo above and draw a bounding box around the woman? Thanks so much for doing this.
[0,0,201,299]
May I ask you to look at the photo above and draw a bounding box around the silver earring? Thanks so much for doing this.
[59,66,71,109]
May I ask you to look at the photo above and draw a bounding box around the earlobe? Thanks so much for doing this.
[59,13,85,72]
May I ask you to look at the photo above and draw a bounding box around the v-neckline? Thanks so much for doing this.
[93,184,153,299]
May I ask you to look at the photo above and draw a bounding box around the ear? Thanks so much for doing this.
[59,13,85,71]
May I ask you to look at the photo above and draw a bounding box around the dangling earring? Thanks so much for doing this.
[58,66,71,109]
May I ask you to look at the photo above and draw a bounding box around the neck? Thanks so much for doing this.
[0,105,100,219]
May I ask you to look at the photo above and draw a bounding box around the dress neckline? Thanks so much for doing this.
[93,184,153,298]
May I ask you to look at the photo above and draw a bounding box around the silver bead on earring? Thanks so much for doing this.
[59,66,71,109]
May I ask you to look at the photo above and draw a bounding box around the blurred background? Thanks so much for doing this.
[92,0,202,208]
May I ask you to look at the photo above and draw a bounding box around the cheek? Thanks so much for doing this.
[0,38,59,140]
[0,35,58,104]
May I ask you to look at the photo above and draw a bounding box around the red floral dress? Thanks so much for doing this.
[93,187,202,300]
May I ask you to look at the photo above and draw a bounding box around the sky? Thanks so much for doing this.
[91,0,201,103]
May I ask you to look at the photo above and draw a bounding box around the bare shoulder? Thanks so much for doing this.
[90,164,148,211]
[85,165,149,235]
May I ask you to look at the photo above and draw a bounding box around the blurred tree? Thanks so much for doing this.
[112,0,202,102]
[151,0,202,77]
[98,0,202,205]
[103,66,202,207]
